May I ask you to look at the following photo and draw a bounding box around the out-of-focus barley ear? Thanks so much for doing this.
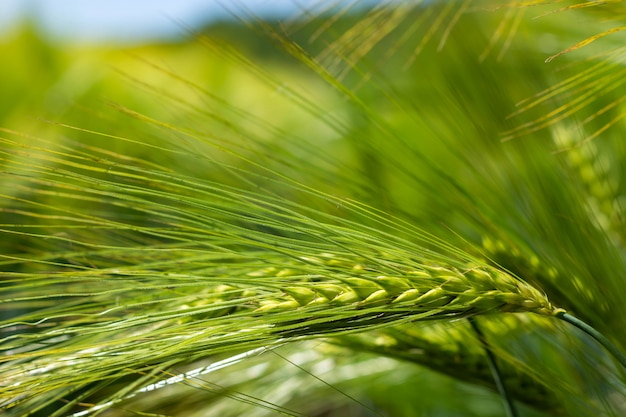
[334,322,562,414]
[554,130,624,248]
[481,239,626,370]
[479,236,614,332]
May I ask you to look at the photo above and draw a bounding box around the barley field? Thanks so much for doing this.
[1,1,626,416]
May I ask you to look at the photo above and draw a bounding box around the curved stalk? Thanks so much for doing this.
[469,317,519,417]
[556,311,626,370]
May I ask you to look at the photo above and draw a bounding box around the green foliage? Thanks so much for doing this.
[1,1,626,416]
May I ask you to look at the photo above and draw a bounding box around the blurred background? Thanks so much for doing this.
[0,0,304,43]
[0,0,361,152]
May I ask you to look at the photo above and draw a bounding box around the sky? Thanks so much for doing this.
[0,0,321,43]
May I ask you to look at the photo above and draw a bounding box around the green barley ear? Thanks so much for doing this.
[0,135,564,415]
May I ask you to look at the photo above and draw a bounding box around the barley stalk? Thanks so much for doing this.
[469,317,518,417]
[556,312,626,370]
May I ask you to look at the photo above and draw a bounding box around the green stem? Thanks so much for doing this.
[468,317,518,417]
[556,311,626,369]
